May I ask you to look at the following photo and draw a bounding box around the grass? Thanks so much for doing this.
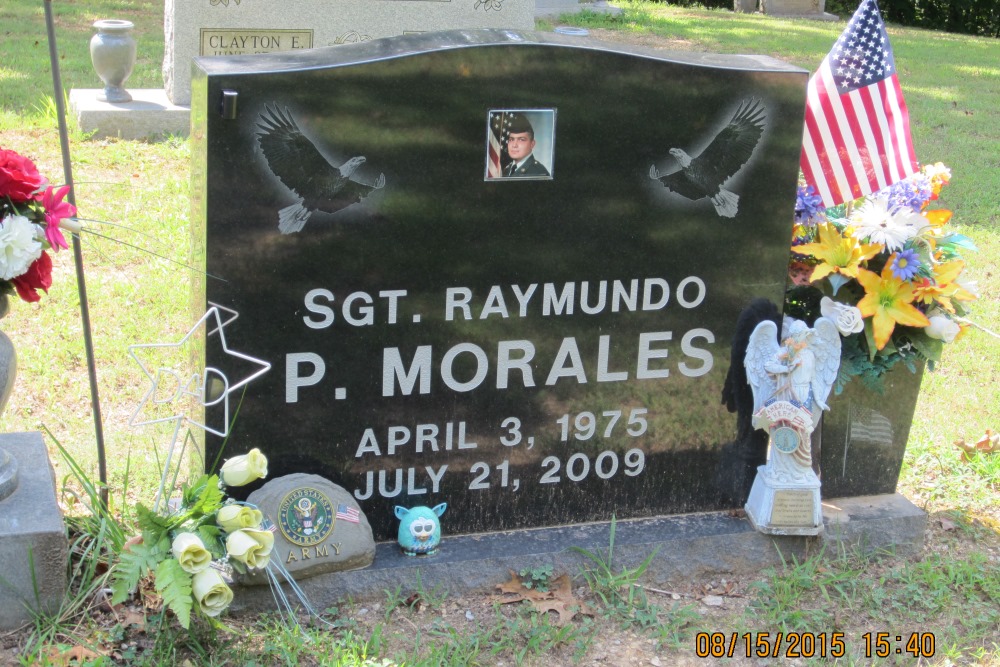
[0,0,998,664]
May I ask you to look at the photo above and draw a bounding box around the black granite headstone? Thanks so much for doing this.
[192,30,811,541]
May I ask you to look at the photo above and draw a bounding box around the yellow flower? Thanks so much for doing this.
[795,222,881,282]
[923,162,951,196]
[171,532,212,574]
[912,259,976,312]
[226,528,275,570]
[219,448,268,487]
[192,568,233,617]
[216,504,263,532]
[856,262,930,350]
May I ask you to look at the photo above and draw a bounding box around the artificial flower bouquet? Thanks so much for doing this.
[785,163,976,392]
[111,449,270,627]
[0,147,80,303]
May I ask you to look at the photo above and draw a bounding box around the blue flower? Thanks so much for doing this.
[795,185,826,225]
[884,174,932,212]
[890,248,922,281]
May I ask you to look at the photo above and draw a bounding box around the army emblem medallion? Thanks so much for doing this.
[277,487,334,546]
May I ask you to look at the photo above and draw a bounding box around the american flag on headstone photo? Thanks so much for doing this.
[800,0,918,207]
[487,111,513,178]
[336,503,360,524]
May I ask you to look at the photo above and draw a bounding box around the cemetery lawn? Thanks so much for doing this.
[0,0,997,664]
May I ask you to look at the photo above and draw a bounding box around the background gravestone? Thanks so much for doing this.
[164,0,535,105]
[192,30,811,542]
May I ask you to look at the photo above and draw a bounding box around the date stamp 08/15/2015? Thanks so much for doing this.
[694,632,937,659]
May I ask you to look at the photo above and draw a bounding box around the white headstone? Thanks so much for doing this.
[163,0,536,105]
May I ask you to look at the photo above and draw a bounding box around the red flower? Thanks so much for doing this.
[0,149,46,202]
[11,251,53,303]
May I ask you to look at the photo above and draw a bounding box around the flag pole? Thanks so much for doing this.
[43,0,109,508]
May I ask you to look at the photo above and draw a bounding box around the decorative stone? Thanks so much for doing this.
[90,20,137,103]
[0,432,69,630]
[243,473,374,584]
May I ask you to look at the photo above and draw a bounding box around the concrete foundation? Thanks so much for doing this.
[0,432,68,631]
[231,493,925,612]
[69,88,190,140]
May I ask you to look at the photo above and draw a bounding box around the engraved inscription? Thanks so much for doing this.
[770,490,815,526]
[199,29,314,56]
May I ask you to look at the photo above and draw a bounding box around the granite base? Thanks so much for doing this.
[230,493,925,613]
[69,89,190,140]
[0,432,68,631]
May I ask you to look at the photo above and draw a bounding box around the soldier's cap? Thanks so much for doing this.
[507,113,535,137]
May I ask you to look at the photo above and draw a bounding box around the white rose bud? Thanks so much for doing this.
[226,528,275,570]
[820,297,865,336]
[171,532,212,574]
[925,315,959,343]
[191,568,233,618]
[219,448,268,487]
[216,504,264,532]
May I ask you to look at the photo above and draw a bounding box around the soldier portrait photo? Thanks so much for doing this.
[485,109,555,180]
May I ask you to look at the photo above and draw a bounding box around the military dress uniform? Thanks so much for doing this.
[505,155,550,177]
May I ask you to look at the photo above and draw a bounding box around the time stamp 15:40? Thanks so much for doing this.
[694,632,936,659]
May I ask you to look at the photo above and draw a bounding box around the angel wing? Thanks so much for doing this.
[808,317,842,416]
[744,319,782,417]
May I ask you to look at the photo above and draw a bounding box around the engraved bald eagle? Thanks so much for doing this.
[256,105,385,234]
[649,98,765,218]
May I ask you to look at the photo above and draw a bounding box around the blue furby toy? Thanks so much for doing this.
[394,503,447,556]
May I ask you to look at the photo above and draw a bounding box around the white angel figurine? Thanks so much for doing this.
[744,316,841,477]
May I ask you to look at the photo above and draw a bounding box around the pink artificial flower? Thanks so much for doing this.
[39,185,75,250]
[11,251,53,303]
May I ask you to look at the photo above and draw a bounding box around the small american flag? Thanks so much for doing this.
[487,111,513,178]
[336,504,360,524]
[800,0,917,207]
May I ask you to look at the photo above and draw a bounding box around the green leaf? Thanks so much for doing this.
[182,474,212,507]
[154,559,194,629]
[908,330,944,362]
[110,542,160,605]
[192,475,224,516]
[196,525,225,558]
[135,503,172,546]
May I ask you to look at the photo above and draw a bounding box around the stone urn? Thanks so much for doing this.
[90,19,137,103]
[0,294,18,501]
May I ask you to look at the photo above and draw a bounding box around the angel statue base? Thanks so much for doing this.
[742,316,841,536]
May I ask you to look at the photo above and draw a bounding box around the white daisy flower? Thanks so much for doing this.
[849,196,922,251]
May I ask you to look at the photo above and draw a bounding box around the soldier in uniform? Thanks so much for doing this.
[503,115,550,178]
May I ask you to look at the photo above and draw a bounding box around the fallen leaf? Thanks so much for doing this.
[495,570,527,596]
[121,609,146,630]
[975,429,999,453]
[45,644,105,666]
[404,592,423,611]
[493,572,588,624]
[956,429,998,461]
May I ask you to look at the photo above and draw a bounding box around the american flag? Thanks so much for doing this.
[800,0,917,207]
[336,503,360,524]
[487,111,513,178]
